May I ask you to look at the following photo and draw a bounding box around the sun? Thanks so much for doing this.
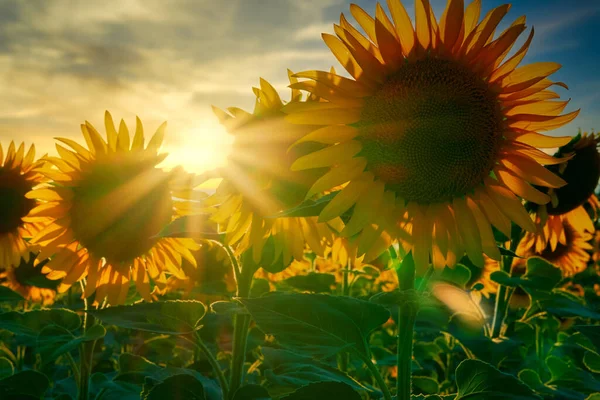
[161,117,234,180]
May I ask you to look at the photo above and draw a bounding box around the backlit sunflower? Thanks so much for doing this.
[517,218,593,277]
[0,142,48,267]
[0,254,56,306]
[210,74,340,270]
[27,112,199,305]
[285,0,577,271]
[525,133,600,254]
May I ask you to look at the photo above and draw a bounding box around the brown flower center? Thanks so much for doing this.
[0,168,35,234]
[70,156,173,264]
[356,58,504,204]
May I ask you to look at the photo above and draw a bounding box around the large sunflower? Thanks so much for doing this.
[210,74,342,270]
[27,112,199,305]
[0,141,48,267]
[284,0,577,271]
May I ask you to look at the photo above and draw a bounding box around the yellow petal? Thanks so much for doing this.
[291,141,362,171]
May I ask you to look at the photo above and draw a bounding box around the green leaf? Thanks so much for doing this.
[584,351,600,374]
[92,373,141,400]
[0,358,13,380]
[498,247,523,259]
[577,326,600,352]
[547,355,600,393]
[413,376,439,394]
[37,324,106,365]
[587,395,600,400]
[490,257,562,292]
[0,308,80,339]
[240,293,389,358]
[280,382,361,400]
[523,257,562,291]
[269,192,337,218]
[455,360,540,399]
[154,215,220,239]
[0,370,50,399]
[232,384,271,400]
[142,374,206,400]
[210,301,248,316]
[278,273,336,293]
[435,264,471,289]
[261,347,368,394]
[89,300,206,334]
[115,353,162,385]
[0,286,24,303]
[533,290,600,320]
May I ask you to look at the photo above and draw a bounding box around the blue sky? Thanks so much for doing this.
[0,0,598,173]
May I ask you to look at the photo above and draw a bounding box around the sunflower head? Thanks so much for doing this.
[546,132,600,216]
[285,0,577,270]
[517,218,593,277]
[0,253,57,305]
[28,112,199,305]
[0,142,48,267]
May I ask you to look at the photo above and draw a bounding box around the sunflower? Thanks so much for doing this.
[0,254,56,305]
[0,142,49,267]
[517,218,593,277]
[26,112,199,305]
[209,74,342,270]
[284,0,577,271]
[525,133,600,254]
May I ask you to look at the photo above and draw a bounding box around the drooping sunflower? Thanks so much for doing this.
[524,133,600,255]
[0,142,48,267]
[285,0,577,271]
[27,112,199,305]
[210,74,346,270]
[0,254,56,305]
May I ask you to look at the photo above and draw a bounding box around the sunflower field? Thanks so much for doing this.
[1,0,600,399]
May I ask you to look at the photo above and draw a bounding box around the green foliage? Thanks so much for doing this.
[0,370,49,399]
[0,287,24,303]
[454,360,540,399]
[239,293,390,358]
[89,300,207,334]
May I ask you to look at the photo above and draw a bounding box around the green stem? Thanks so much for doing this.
[490,225,522,339]
[77,291,97,400]
[64,352,81,386]
[356,351,393,400]
[228,252,255,399]
[395,253,419,400]
[193,332,229,399]
[338,259,351,372]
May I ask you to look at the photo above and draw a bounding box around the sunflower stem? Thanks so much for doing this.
[395,252,419,400]
[228,252,255,399]
[77,286,97,400]
[491,224,523,338]
[355,350,393,400]
[192,332,229,399]
[338,259,352,373]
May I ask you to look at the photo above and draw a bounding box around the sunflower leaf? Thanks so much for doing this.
[37,323,106,365]
[239,293,389,359]
[231,384,271,400]
[454,359,540,399]
[88,300,206,335]
[0,286,24,303]
[0,370,50,399]
[280,382,361,400]
[0,308,81,341]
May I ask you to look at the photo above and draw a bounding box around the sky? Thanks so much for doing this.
[0,0,599,175]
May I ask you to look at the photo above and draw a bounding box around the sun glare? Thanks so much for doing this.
[162,117,234,178]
